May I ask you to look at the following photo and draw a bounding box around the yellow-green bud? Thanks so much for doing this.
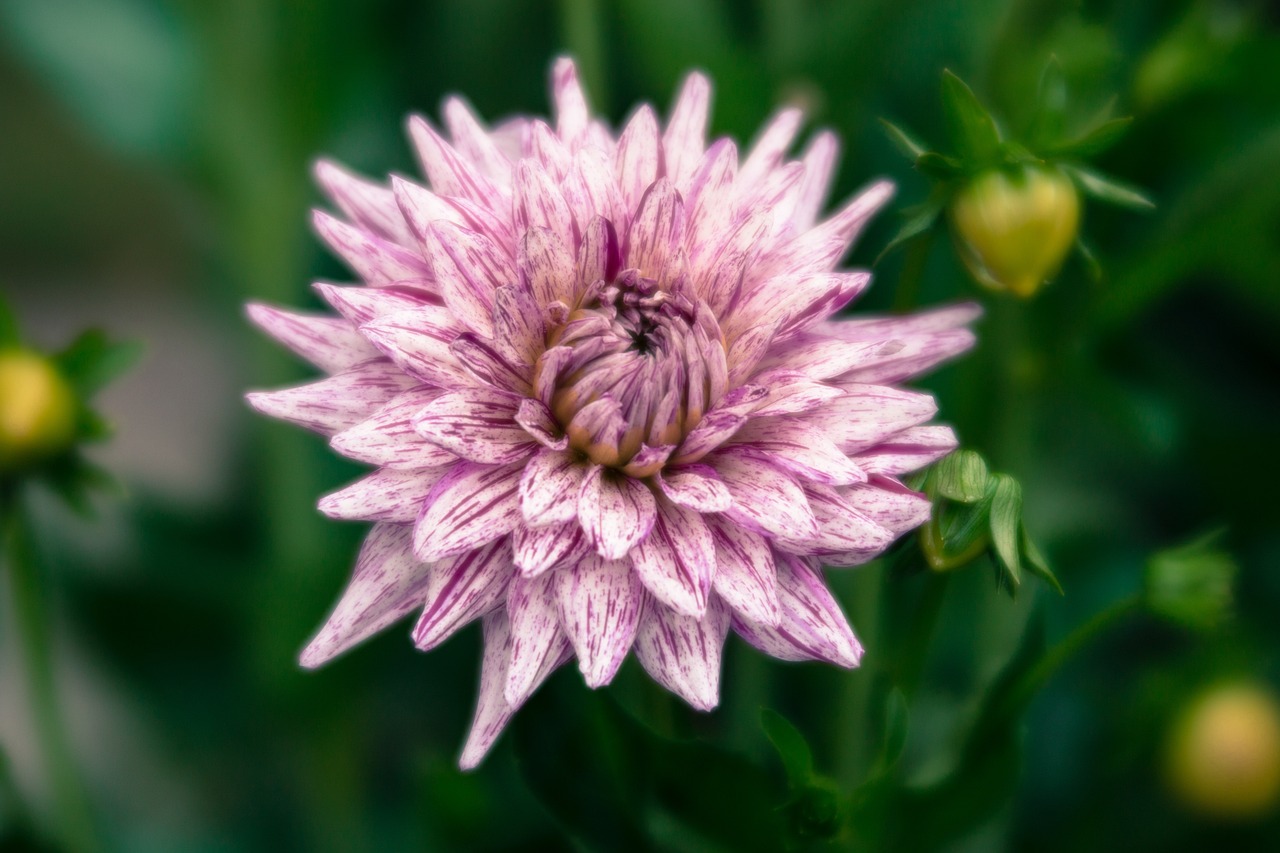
[0,350,77,473]
[948,165,1081,299]
[1165,683,1280,820]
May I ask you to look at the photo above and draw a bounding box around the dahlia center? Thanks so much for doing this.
[540,272,728,473]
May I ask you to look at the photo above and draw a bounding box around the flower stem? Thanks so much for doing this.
[892,232,934,314]
[2,491,97,853]
[998,596,1142,722]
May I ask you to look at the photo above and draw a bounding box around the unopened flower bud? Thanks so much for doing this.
[948,166,1080,298]
[1144,533,1236,631]
[1166,683,1280,819]
[0,350,77,473]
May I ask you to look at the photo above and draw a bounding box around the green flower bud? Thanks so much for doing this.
[948,165,1081,298]
[1144,533,1236,632]
[0,349,77,473]
[1166,683,1280,819]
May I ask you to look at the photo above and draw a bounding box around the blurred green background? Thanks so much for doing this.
[2,0,1279,850]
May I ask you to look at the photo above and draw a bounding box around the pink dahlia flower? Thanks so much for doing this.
[247,58,976,768]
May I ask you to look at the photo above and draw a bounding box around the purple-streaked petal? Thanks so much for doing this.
[630,498,714,618]
[319,466,451,522]
[751,370,844,416]
[655,464,732,513]
[578,465,658,560]
[626,178,685,286]
[393,175,467,239]
[774,483,894,562]
[360,306,471,388]
[246,304,377,374]
[442,97,512,182]
[512,519,586,577]
[614,105,663,219]
[733,553,862,667]
[423,222,515,339]
[565,149,625,240]
[314,282,433,327]
[853,426,958,475]
[518,226,577,309]
[727,417,867,486]
[331,386,459,469]
[808,384,938,454]
[552,57,591,148]
[505,572,571,704]
[791,131,839,230]
[514,398,567,450]
[413,538,513,650]
[555,551,644,687]
[738,108,804,187]
[450,334,531,393]
[726,320,779,387]
[299,524,430,667]
[634,597,730,711]
[709,448,819,539]
[414,461,524,561]
[840,477,933,537]
[246,359,416,435]
[620,443,675,478]
[741,272,872,341]
[707,517,779,626]
[312,210,430,286]
[314,159,414,246]
[836,329,978,385]
[519,448,586,527]
[492,283,545,369]
[672,384,768,464]
[515,160,576,256]
[408,115,507,208]
[663,71,711,188]
[756,180,893,279]
[412,387,533,464]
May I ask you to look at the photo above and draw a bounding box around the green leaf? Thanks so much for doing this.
[940,69,1002,164]
[1028,55,1068,146]
[987,474,1024,587]
[1021,523,1064,595]
[915,151,965,180]
[879,118,930,160]
[875,192,945,264]
[1060,163,1155,210]
[1044,117,1133,158]
[934,449,990,503]
[0,296,19,347]
[1075,234,1103,282]
[54,332,143,396]
[874,689,909,775]
[760,708,814,789]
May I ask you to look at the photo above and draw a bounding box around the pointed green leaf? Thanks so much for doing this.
[1075,234,1103,282]
[987,474,1023,587]
[940,69,1001,164]
[879,118,930,160]
[876,193,945,264]
[761,708,814,789]
[0,296,19,347]
[875,689,909,774]
[54,332,143,396]
[1060,163,1155,210]
[1044,117,1133,158]
[934,449,990,503]
[1028,56,1068,146]
[1021,523,1063,595]
[915,151,965,180]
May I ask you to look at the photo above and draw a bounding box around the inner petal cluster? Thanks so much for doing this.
[541,272,727,473]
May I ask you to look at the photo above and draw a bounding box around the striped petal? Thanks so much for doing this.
[634,597,730,711]
[555,551,644,687]
[414,461,525,561]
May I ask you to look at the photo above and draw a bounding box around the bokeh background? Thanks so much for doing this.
[2,0,1279,850]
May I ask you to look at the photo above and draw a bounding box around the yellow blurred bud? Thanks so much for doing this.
[948,166,1081,299]
[1165,682,1280,820]
[0,350,77,472]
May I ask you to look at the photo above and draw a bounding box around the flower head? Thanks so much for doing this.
[247,58,977,768]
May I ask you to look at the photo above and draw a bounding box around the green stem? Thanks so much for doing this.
[2,492,97,853]
[998,596,1141,721]
[893,572,952,701]
[557,0,609,109]
[892,232,934,314]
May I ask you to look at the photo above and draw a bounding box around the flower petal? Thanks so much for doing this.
[331,386,459,469]
[512,519,586,577]
[492,282,545,369]
[247,359,416,435]
[412,387,534,464]
[414,461,525,561]
[442,96,512,183]
[839,477,933,537]
[515,160,576,257]
[655,464,732,513]
[808,384,939,454]
[791,130,839,230]
[319,466,451,522]
[853,425,958,476]
[413,538,513,650]
[555,551,644,687]
[360,306,471,388]
[449,333,531,393]
[774,483,894,562]
[626,178,685,286]
[518,225,577,309]
[614,105,663,218]
[314,159,414,246]
[552,57,591,148]
[408,115,508,209]
[312,210,430,286]
[634,597,730,711]
[630,498,714,618]
[514,398,568,450]
[299,523,432,667]
[709,448,819,539]
[756,180,893,279]
[733,553,862,667]
[245,304,378,374]
[505,572,572,705]
[519,448,586,526]
[663,71,712,188]
[314,282,433,327]
[727,417,867,486]
[738,107,803,187]
[423,222,515,339]
[707,517,780,626]
[672,384,768,464]
[578,465,658,560]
